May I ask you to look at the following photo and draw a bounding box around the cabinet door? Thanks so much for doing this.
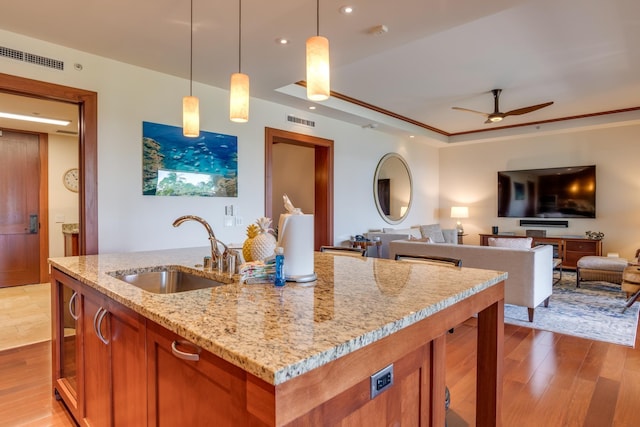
[51,269,83,422]
[82,293,111,427]
[109,300,147,426]
[146,322,247,426]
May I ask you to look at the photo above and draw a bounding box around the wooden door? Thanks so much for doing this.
[0,130,40,286]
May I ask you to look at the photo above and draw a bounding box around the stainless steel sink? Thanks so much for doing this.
[110,266,231,294]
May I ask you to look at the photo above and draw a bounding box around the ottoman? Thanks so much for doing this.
[576,256,628,287]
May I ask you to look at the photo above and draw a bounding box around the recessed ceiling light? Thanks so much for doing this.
[0,111,71,126]
[309,106,316,110]
[275,38,289,45]
[340,6,354,14]
[409,135,415,139]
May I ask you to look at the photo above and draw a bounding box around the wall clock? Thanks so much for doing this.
[63,168,79,193]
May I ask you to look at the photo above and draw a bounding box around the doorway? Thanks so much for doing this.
[264,127,333,250]
[0,73,98,256]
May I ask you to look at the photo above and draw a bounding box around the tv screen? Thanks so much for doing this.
[497,165,596,218]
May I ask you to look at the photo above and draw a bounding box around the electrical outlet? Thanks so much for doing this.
[370,364,393,399]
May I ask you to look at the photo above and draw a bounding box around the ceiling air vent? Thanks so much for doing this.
[1,46,64,70]
[286,114,315,128]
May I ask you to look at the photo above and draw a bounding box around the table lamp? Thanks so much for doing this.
[450,206,469,235]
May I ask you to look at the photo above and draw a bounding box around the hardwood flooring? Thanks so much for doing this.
[0,342,76,427]
[446,317,640,427]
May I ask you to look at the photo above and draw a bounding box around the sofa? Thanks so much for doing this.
[365,224,457,259]
[388,239,554,321]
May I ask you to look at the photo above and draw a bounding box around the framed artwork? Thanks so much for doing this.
[142,121,238,197]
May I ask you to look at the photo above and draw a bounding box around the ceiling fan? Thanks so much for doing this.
[452,89,553,124]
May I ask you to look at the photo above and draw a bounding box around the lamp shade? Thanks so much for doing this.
[450,206,469,219]
[230,72,250,123]
[182,95,199,137]
[306,35,330,101]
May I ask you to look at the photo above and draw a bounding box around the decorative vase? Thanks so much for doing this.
[250,217,277,261]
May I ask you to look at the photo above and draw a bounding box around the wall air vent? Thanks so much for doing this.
[286,114,315,128]
[1,46,64,70]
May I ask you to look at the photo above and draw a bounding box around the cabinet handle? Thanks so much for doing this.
[171,340,200,362]
[93,307,110,345]
[68,291,79,321]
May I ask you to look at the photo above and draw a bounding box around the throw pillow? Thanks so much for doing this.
[487,237,533,249]
[408,235,432,243]
[419,224,445,243]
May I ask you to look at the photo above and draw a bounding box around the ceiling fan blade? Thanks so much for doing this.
[452,106,489,117]
[504,101,554,117]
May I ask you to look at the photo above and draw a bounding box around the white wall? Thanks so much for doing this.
[47,134,79,257]
[439,124,640,259]
[2,30,440,253]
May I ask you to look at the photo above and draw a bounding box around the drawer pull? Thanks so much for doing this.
[93,307,110,345]
[69,291,79,321]
[171,340,200,362]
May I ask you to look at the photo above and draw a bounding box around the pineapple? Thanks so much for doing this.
[250,217,277,261]
[242,224,259,262]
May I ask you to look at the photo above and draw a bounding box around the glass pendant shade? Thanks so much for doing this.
[230,72,250,123]
[306,35,330,101]
[182,95,199,137]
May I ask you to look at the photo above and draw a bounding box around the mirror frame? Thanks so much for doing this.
[373,153,413,225]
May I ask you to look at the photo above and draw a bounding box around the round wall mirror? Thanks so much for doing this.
[373,153,412,224]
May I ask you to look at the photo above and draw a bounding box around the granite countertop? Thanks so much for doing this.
[62,223,79,234]
[49,247,506,385]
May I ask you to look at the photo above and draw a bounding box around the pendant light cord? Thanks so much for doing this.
[316,0,320,36]
[189,0,194,96]
[238,0,242,73]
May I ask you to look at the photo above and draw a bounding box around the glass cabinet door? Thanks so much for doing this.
[52,273,81,420]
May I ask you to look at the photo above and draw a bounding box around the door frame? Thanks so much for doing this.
[0,73,98,256]
[264,127,334,249]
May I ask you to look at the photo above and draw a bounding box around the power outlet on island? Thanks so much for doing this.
[370,364,394,399]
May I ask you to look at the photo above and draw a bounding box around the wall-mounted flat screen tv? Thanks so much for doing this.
[497,165,596,218]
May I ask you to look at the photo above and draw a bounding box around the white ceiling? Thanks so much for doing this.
[1,0,639,139]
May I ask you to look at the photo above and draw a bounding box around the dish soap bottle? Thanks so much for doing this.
[274,247,285,287]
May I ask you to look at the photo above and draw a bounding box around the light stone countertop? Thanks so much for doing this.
[49,247,506,385]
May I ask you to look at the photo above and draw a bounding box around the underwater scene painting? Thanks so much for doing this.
[142,121,238,197]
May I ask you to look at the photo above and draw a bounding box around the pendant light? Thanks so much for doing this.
[306,0,330,101]
[183,0,199,137]
[230,0,249,122]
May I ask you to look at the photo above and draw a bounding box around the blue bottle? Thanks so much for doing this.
[274,247,285,287]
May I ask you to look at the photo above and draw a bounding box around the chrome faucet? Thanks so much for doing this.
[172,215,229,266]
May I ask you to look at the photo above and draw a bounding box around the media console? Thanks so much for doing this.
[479,234,602,269]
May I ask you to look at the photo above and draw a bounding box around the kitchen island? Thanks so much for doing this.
[50,247,505,426]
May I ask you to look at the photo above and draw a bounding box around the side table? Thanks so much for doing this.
[351,240,382,257]
[622,265,640,313]
[457,234,468,245]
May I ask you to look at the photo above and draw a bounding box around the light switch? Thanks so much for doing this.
[55,214,65,223]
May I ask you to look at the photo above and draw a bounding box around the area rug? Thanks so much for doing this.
[503,272,639,347]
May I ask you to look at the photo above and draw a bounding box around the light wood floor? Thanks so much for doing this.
[0,283,51,351]
[1,283,638,426]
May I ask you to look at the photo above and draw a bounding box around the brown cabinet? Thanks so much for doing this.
[52,268,146,427]
[479,234,602,269]
[145,322,258,426]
